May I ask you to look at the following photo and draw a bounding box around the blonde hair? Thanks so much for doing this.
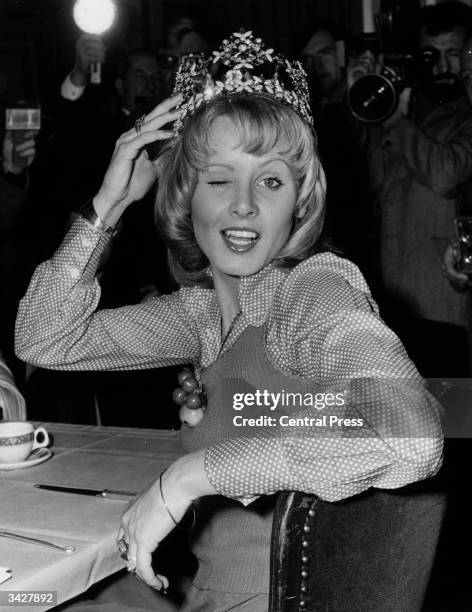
[155,94,326,286]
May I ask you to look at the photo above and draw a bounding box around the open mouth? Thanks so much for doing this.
[221,228,260,253]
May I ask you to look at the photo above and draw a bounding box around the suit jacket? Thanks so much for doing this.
[368,95,472,327]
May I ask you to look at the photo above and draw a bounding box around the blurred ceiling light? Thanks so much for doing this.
[73,0,116,35]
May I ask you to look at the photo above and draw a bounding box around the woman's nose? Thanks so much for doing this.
[230,184,257,216]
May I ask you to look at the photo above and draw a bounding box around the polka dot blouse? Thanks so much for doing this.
[15,218,443,503]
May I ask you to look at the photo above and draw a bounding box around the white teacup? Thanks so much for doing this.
[0,421,50,463]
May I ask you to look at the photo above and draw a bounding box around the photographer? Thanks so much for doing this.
[442,34,472,294]
[60,35,163,119]
[300,24,372,276]
[300,23,346,110]
[348,1,472,377]
[443,241,469,291]
[462,33,472,105]
[23,23,209,428]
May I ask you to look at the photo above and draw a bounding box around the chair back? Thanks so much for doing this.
[269,482,445,611]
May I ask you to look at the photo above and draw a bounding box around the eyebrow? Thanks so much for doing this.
[201,164,234,171]
[202,158,289,172]
[259,157,289,167]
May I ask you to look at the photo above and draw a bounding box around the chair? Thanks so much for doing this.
[269,482,446,611]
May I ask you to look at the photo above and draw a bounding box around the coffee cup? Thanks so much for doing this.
[0,421,50,463]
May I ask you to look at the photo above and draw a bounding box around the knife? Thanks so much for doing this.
[34,484,136,500]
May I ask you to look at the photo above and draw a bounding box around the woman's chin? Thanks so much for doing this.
[213,256,268,279]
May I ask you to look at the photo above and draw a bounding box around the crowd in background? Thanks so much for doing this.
[1,4,472,427]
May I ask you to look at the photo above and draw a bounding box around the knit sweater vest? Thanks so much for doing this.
[180,324,321,593]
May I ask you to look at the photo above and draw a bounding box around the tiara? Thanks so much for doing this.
[171,30,313,134]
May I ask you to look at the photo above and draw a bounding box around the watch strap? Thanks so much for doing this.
[79,200,117,236]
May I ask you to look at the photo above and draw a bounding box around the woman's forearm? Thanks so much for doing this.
[163,449,217,509]
[92,194,127,228]
[15,217,109,366]
[15,218,200,371]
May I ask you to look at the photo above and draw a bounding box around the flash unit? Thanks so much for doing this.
[73,0,116,84]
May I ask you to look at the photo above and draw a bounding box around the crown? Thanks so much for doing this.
[172,30,313,134]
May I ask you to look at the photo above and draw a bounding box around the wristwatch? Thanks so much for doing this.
[79,200,117,236]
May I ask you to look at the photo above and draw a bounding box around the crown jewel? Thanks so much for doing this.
[172,30,313,134]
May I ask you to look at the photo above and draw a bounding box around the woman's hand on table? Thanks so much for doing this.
[92,94,181,227]
[119,448,216,590]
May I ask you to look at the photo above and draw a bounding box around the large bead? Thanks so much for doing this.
[185,393,202,410]
[177,369,193,385]
[179,405,204,427]
[172,388,187,405]
[181,377,198,393]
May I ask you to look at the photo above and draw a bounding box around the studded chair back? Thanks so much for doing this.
[269,483,445,611]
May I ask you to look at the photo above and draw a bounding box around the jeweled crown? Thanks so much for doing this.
[172,30,313,134]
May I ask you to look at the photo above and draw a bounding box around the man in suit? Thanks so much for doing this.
[349,1,472,376]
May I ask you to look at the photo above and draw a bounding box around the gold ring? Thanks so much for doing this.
[117,536,129,561]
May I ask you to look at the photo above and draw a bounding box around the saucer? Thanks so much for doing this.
[0,448,53,471]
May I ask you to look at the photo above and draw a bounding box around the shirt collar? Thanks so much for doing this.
[204,260,289,326]
[238,261,288,326]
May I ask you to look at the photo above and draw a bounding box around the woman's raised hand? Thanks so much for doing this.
[93,94,181,227]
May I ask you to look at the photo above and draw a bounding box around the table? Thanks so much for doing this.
[0,423,183,612]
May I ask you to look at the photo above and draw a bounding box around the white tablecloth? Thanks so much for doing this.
[0,423,183,611]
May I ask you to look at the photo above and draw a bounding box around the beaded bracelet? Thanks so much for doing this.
[159,470,196,531]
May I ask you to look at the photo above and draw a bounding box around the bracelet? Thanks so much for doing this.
[159,470,196,531]
[79,199,117,236]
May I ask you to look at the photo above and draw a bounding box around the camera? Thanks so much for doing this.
[5,106,41,131]
[455,217,472,280]
[4,103,41,169]
[455,184,472,281]
[347,0,438,122]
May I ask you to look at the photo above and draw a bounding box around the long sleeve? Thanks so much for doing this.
[15,218,201,370]
[381,109,472,199]
[204,255,443,503]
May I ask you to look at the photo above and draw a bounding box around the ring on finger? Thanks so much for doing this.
[135,114,146,136]
[126,555,137,572]
[117,536,129,561]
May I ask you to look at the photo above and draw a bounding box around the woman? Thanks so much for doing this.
[15,32,442,611]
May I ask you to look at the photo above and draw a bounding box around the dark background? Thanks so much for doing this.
[0,0,365,115]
